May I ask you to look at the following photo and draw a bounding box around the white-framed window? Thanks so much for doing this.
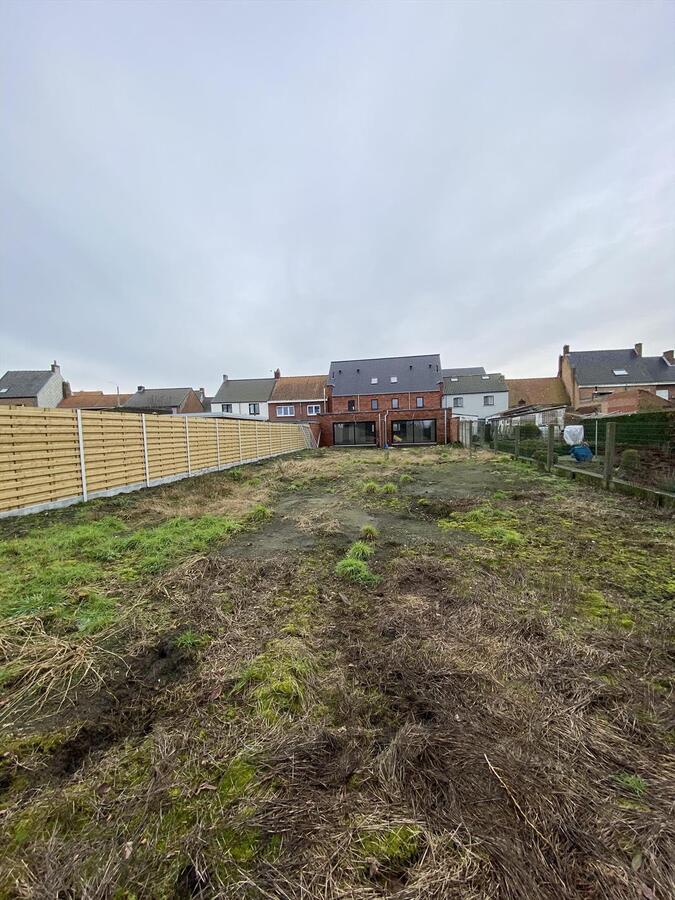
[391,398,399,409]
[0,388,8,394]
[416,397,424,408]
[371,377,378,384]
[450,377,459,382]
[612,369,628,376]
[371,398,378,410]
[307,404,321,415]
[482,375,490,380]
[249,402,260,415]
[390,376,398,383]
[277,405,295,417]
[483,395,494,406]
[223,403,232,414]
[453,396,463,408]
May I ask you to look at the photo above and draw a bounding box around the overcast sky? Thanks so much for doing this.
[1,0,673,393]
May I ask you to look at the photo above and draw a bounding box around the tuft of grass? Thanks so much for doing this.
[359,524,379,542]
[362,481,380,494]
[173,629,211,650]
[335,557,380,586]
[380,482,398,494]
[612,771,647,796]
[248,504,273,524]
[218,756,257,804]
[399,473,413,485]
[576,591,634,629]
[437,504,524,545]
[346,541,375,561]
[356,825,421,869]
[233,639,315,721]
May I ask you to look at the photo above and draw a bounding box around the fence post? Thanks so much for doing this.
[184,417,191,475]
[141,414,150,486]
[255,421,260,459]
[76,409,88,502]
[238,419,243,462]
[215,419,221,469]
[546,424,555,471]
[603,422,616,490]
[513,424,520,459]
[269,422,273,456]
[492,423,498,452]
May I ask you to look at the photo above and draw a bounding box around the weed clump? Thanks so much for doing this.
[399,473,413,485]
[437,504,524,544]
[248,504,273,524]
[173,629,211,650]
[356,825,422,871]
[335,557,380,586]
[233,639,315,720]
[612,771,647,796]
[380,482,398,494]
[362,481,379,494]
[360,524,379,542]
[347,541,375,561]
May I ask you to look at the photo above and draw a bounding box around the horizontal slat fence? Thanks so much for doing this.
[0,407,313,517]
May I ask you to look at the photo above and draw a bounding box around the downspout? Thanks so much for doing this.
[383,410,389,448]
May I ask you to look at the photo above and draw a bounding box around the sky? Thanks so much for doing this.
[1,0,674,394]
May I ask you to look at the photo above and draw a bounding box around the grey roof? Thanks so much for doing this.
[567,349,675,386]
[443,372,508,395]
[213,377,276,403]
[0,370,55,398]
[328,354,443,396]
[123,387,193,409]
[442,366,486,377]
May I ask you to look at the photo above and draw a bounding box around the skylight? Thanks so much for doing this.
[612,368,628,376]
[370,377,378,384]
[481,375,490,380]
[450,377,459,382]
[390,376,398,383]
[0,388,7,393]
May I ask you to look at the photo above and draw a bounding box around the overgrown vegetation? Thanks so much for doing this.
[0,447,673,898]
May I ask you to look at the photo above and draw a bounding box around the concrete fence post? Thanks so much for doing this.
[514,424,520,460]
[547,424,555,471]
[215,419,221,469]
[238,419,243,462]
[76,409,88,502]
[603,422,616,490]
[141,414,150,486]
[184,416,191,475]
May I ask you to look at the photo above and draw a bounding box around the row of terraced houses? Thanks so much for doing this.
[2,343,674,448]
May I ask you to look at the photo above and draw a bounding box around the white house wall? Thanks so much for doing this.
[36,373,64,408]
[442,390,509,419]
[211,401,269,419]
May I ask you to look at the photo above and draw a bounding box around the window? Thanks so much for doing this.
[416,397,424,408]
[249,402,260,415]
[371,377,378,385]
[0,388,7,394]
[277,405,295,416]
[453,396,463,408]
[612,369,628,376]
[391,398,399,409]
[483,395,494,406]
[333,422,376,445]
[390,376,398,383]
[450,377,459,382]
[391,419,436,445]
[347,399,356,411]
[223,403,232,414]
[371,399,379,410]
[482,375,490,380]
[307,404,321,415]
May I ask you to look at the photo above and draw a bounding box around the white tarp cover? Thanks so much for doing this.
[563,425,584,446]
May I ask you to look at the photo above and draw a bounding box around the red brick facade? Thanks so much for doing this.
[269,400,326,422]
[317,384,458,447]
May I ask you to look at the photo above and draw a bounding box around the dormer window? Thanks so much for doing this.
[390,376,398,383]
[612,369,628,376]
[450,377,459,382]
[371,377,378,384]
[482,375,490,380]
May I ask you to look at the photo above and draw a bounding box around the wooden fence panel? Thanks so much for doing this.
[0,408,313,516]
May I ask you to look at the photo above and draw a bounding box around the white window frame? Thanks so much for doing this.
[390,376,398,383]
[416,397,424,408]
[391,398,399,409]
[276,405,295,417]
[249,402,260,416]
[371,377,379,384]
[483,395,495,406]
[453,396,463,408]
[612,369,628,376]
[307,404,321,415]
[223,403,233,414]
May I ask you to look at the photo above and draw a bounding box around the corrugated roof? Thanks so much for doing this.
[328,354,442,396]
[566,349,675,386]
[59,391,131,409]
[123,388,193,409]
[0,370,55,399]
[443,372,507,396]
[507,377,569,407]
[213,378,276,403]
[270,375,326,402]
[442,366,486,377]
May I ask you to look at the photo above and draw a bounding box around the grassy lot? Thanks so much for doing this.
[0,447,673,898]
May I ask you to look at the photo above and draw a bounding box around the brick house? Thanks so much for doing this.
[559,343,675,410]
[0,361,66,407]
[122,386,205,415]
[318,354,458,447]
[211,376,276,419]
[59,390,132,410]
[268,371,327,422]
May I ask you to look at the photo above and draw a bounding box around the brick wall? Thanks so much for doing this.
[179,391,206,414]
[269,400,325,422]
[318,407,457,447]
[328,389,442,414]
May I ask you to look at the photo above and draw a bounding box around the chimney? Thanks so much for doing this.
[51,360,60,374]
[222,374,228,382]
[663,350,674,364]
[274,368,281,379]
[198,387,205,401]
[137,385,145,393]
[562,344,570,355]
[634,342,642,357]
[62,381,72,399]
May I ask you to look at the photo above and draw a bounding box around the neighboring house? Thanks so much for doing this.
[559,343,675,410]
[507,376,570,409]
[0,361,66,408]
[596,388,673,416]
[442,370,509,421]
[59,390,132,410]
[320,354,456,447]
[493,402,567,430]
[122,386,205,415]
[268,371,327,422]
[211,375,276,418]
